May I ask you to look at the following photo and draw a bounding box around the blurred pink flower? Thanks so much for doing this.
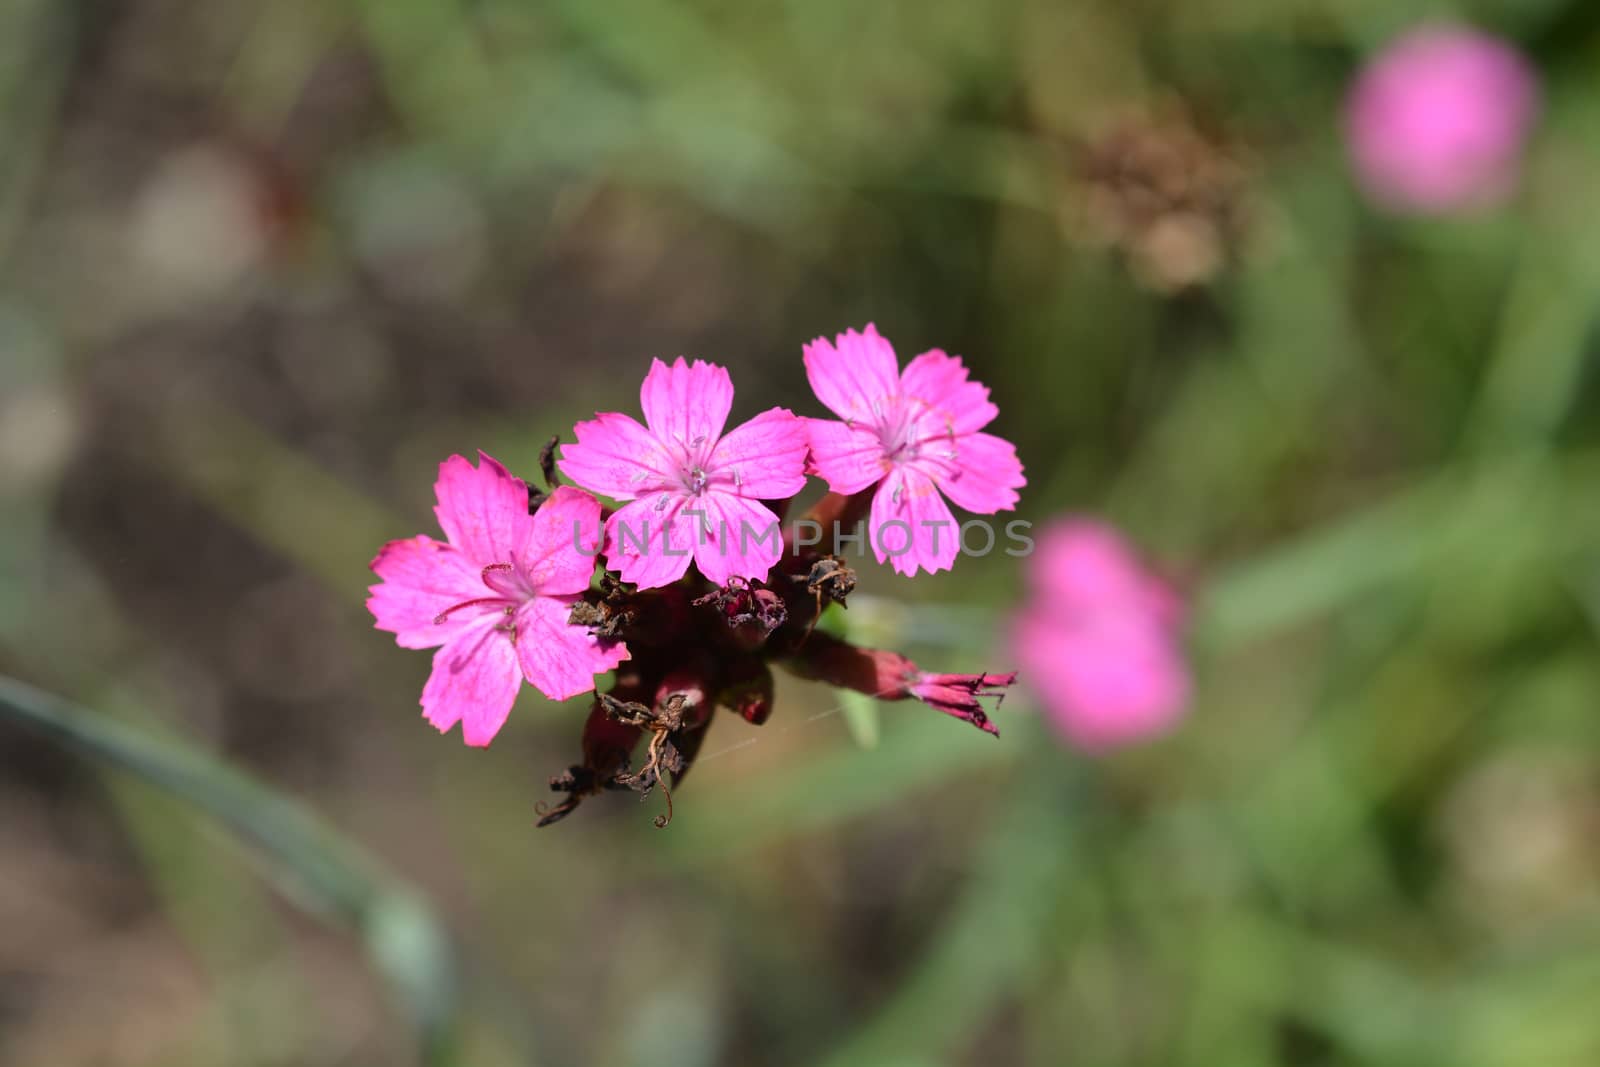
[368,456,628,746]
[559,357,808,589]
[1345,25,1538,214]
[1012,519,1189,752]
[803,324,1025,576]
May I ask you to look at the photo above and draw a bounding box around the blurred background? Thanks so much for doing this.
[4,1,1600,1064]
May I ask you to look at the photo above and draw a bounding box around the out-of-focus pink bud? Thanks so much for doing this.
[1345,25,1539,214]
[1012,519,1190,752]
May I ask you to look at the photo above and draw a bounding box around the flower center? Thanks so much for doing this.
[671,432,716,496]
[431,562,529,644]
[877,397,923,462]
[875,396,963,469]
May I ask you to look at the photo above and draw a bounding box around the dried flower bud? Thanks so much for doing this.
[787,632,1010,736]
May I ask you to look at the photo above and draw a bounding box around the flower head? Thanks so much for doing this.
[559,358,808,589]
[369,339,1025,828]
[803,324,1025,576]
[1012,519,1189,752]
[367,454,628,746]
[1346,25,1539,214]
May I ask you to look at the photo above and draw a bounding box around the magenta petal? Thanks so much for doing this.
[708,407,809,499]
[933,432,1025,514]
[900,350,999,436]
[802,324,902,424]
[515,596,629,701]
[603,495,696,589]
[691,492,785,586]
[368,534,490,649]
[421,618,522,746]
[639,357,734,451]
[558,412,676,500]
[522,487,604,596]
[805,417,887,495]
[869,467,959,577]
[433,452,533,567]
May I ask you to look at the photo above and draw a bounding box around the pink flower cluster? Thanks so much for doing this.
[368,328,1025,795]
[1013,519,1191,752]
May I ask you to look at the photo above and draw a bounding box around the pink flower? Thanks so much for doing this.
[368,454,628,746]
[558,357,808,589]
[803,324,1024,576]
[1346,25,1538,214]
[1012,519,1189,752]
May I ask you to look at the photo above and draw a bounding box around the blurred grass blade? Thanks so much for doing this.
[837,688,882,750]
[1198,472,1455,646]
[0,673,459,1057]
[816,602,882,748]
[818,755,1079,1067]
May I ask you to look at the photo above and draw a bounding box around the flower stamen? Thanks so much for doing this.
[432,596,512,625]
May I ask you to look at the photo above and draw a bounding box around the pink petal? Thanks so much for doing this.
[557,412,675,501]
[869,467,959,577]
[802,324,903,424]
[368,535,494,649]
[1014,610,1189,752]
[639,357,734,451]
[515,595,629,701]
[707,407,809,499]
[421,617,522,747]
[602,495,697,589]
[521,487,604,596]
[690,492,786,585]
[931,432,1025,514]
[433,452,533,567]
[805,417,888,495]
[899,350,999,436]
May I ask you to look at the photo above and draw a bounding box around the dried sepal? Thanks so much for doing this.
[803,554,856,607]
[693,577,787,638]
